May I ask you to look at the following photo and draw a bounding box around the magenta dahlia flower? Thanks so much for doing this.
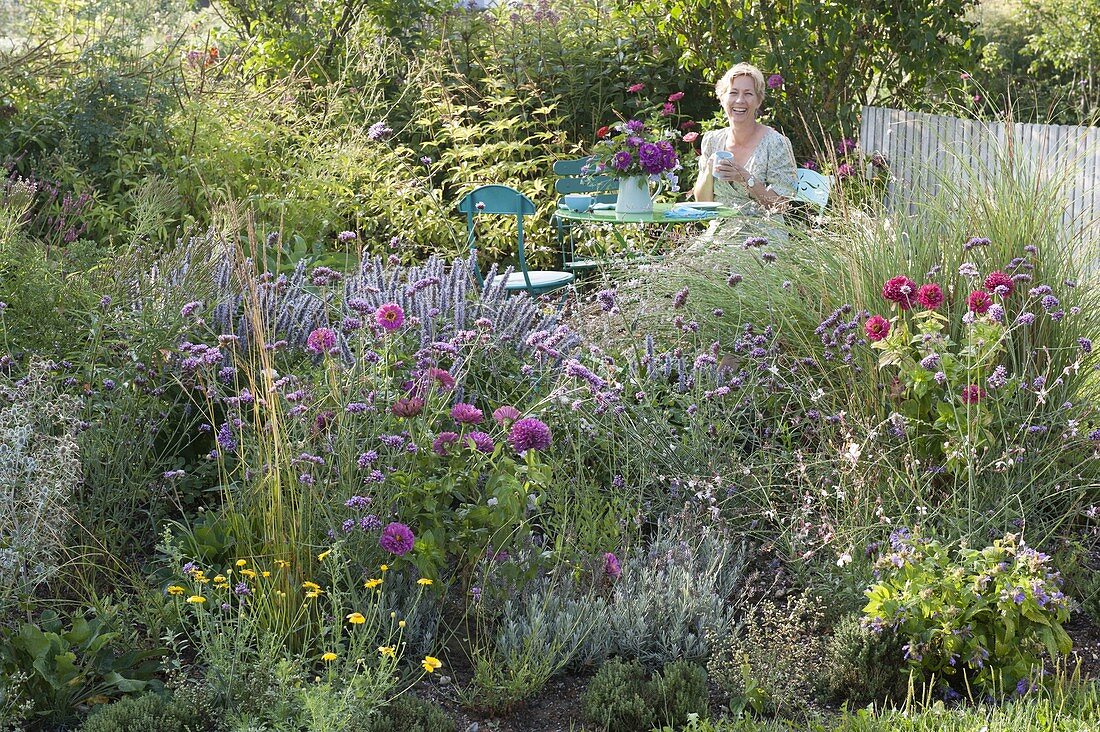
[432,431,459,456]
[306,327,337,354]
[509,417,552,453]
[882,276,917,309]
[379,522,415,555]
[451,402,483,425]
[916,283,944,310]
[864,315,891,342]
[967,290,992,314]
[465,431,495,453]
[374,303,405,331]
[983,270,1015,297]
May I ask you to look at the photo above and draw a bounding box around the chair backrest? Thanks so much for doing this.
[553,156,618,203]
[455,184,537,287]
[794,168,832,211]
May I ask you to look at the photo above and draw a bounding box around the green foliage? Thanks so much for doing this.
[864,531,1072,695]
[707,592,829,719]
[582,657,709,732]
[822,612,905,707]
[0,609,164,729]
[78,692,197,732]
[362,694,456,732]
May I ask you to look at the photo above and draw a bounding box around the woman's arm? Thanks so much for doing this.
[692,157,715,202]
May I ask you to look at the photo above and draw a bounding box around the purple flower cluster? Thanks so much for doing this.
[379,522,415,555]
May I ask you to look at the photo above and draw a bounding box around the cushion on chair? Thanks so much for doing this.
[490,270,575,291]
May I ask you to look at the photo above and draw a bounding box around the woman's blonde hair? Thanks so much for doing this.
[715,63,766,100]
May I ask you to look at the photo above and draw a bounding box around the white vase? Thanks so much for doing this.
[616,175,654,214]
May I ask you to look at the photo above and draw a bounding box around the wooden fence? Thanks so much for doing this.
[859,106,1100,251]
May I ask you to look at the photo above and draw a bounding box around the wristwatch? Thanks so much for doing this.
[745,175,756,188]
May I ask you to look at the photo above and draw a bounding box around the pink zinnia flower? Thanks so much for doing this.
[960,384,984,405]
[679,120,696,130]
[882,276,918,309]
[661,102,674,116]
[968,290,992,314]
[391,396,424,418]
[465,431,495,453]
[683,131,699,143]
[432,431,459,456]
[864,315,891,342]
[916,283,944,310]
[667,91,684,102]
[836,162,854,179]
[627,82,645,93]
[493,405,521,425]
[374,303,404,331]
[451,402,483,424]
[379,522,415,555]
[423,367,455,392]
[306,327,337,354]
[983,270,1014,297]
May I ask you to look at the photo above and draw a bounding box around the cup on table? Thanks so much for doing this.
[562,194,594,212]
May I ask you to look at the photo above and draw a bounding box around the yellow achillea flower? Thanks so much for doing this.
[380,564,389,573]
[364,578,382,589]
[166,585,185,596]
[213,575,226,584]
[186,595,206,604]
[235,559,248,567]
[240,569,256,579]
[305,590,322,599]
[422,656,442,673]
[275,560,290,569]
[321,652,338,662]
[346,612,366,625]
[378,646,396,658]
[317,550,331,561]
[417,578,433,586]
[261,571,271,578]
[302,581,320,591]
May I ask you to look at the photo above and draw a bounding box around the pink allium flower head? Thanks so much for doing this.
[766,73,784,89]
[864,315,891,342]
[668,91,685,102]
[627,82,645,93]
[968,290,992,314]
[983,270,1015,297]
[451,402,483,425]
[493,405,521,425]
[509,417,552,453]
[836,162,854,179]
[391,396,425,418]
[432,431,459,456]
[882,276,918,309]
[604,552,622,579]
[683,131,699,143]
[960,384,985,405]
[916,283,945,310]
[374,303,405,331]
[379,522,415,556]
[306,327,337,354]
[465,431,495,453]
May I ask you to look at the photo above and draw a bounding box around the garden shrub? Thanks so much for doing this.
[822,612,904,707]
[78,692,197,732]
[362,693,455,732]
[707,592,829,719]
[863,530,1073,696]
[582,657,709,732]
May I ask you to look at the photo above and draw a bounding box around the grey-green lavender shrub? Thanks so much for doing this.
[0,359,81,616]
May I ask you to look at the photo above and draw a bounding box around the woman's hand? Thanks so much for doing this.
[713,157,751,184]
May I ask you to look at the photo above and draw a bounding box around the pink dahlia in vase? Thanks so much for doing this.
[587,112,682,190]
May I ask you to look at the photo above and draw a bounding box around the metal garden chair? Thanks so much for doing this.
[457,184,574,297]
[552,156,618,272]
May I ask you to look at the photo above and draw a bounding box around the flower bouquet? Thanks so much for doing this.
[587,116,682,213]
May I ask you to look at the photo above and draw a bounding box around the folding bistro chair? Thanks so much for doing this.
[552,156,618,272]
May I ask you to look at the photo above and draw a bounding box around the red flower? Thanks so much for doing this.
[627,83,645,93]
[967,290,992,314]
[916,283,944,310]
[679,120,697,131]
[960,384,985,405]
[882,276,917,309]
[596,125,610,139]
[864,315,891,342]
[683,131,699,143]
[983,270,1014,296]
[668,91,685,102]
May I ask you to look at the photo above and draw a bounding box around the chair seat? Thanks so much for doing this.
[491,270,575,292]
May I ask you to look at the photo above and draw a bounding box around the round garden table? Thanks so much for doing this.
[552,202,740,271]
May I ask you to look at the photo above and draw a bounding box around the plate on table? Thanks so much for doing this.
[676,201,723,210]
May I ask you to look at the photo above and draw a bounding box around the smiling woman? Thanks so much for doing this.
[692,62,797,245]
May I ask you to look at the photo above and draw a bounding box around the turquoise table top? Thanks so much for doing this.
[553,202,738,223]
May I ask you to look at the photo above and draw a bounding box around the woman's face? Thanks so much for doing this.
[722,75,761,124]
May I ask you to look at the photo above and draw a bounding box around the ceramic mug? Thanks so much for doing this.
[563,193,594,212]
